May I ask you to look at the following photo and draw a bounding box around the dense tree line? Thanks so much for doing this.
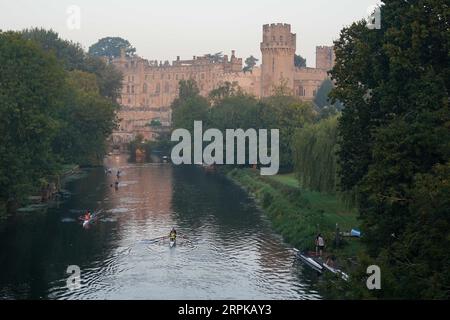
[0,29,122,213]
[330,0,449,298]
[171,80,317,171]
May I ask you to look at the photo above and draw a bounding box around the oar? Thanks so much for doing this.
[140,236,167,244]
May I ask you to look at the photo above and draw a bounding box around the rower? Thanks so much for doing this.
[169,228,177,241]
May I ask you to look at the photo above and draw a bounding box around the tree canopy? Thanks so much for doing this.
[88,37,136,59]
[0,30,120,211]
[243,55,259,72]
[331,0,450,299]
[294,54,307,68]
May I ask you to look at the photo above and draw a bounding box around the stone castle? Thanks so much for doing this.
[111,23,334,144]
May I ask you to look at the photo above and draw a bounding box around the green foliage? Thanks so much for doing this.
[88,37,136,59]
[0,30,119,208]
[243,55,259,72]
[203,52,224,63]
[331,0,450,298]
[82,55,123,101]
[21,28,85,70]
[294,116,339,194]
[208,81,243,105]
[294,54,307,68]
[228,169,359,253]
[171,80,316,170]
[0,32,65,202]
[20,29,123,101]
[171,80,209,132]
[314,79,344,112]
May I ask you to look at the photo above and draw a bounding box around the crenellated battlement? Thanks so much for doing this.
[111,23,334,142]
[315,45,335,71]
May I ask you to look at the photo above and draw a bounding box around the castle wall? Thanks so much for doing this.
[110,24,334,143]
[294,67,328,100]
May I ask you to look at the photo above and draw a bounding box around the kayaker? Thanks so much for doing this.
[169,228,177,241]
[315,234,325,257]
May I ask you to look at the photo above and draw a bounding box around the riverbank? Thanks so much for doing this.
[225,168,363,263]
[0,164,80,220]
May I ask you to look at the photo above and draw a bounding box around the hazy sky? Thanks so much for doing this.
[0,0,380,67]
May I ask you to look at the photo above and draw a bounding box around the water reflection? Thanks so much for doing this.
[0,156,321,300]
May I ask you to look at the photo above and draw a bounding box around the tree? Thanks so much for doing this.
[208,81,243,105]
[294,116,339,193]
[243,55,259,72]
[171,80,209,132]
[21,29,123,101]
[331,0,450,298]
[88,37,136,59]
[82,55,123,101]
[294,54,306,68]
[53,71,118,165]
[261,94,316,170]
[0,32,66,204]
[203,52,224,63]
[176,79,200,103]
[21,28,85,70]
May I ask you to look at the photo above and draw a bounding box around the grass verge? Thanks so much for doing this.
[226,168,363,261]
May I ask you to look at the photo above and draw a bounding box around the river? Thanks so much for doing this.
[0,155,321,300]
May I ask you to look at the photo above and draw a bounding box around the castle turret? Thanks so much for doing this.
[316,46,335,71]
[260,23,296,97]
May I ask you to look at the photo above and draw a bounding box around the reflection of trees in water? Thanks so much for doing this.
[0,167,116,299]
[170,166,262,233]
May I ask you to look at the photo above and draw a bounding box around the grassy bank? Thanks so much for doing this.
[226,168,363,260]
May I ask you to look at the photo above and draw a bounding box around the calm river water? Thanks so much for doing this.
[0,155,321,300]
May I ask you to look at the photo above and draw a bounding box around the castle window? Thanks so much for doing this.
[143,83,148,93]
[168,75,171,80]
[128,98,131,104]
[156,83,160,94]
[280,36,283,42]
[165,83,170,93]
[131,86,135,94]
[176,74,179,80]
[127,86,130,94]
[313,90,317,97]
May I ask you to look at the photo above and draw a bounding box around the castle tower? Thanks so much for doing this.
[316,46,335,71]
[260,23,296,97]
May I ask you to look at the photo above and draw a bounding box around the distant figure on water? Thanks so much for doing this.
[315,234,325,257]
[115,180,119,190]
[116,170,121,179]
[169,228,177,241]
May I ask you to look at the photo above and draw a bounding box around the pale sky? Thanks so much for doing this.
[0,0,380,67]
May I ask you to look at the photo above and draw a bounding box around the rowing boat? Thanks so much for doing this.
[80,210,103,228]
[323,263,350,281]
[297,252,324,273]
[294,249,349,281]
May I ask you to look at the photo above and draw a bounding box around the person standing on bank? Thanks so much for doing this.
[316,234,325,257]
